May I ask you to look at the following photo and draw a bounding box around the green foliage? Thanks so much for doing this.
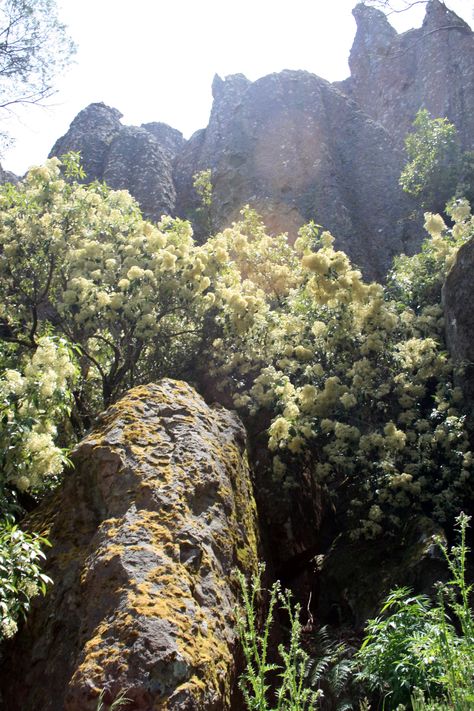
[355,588,442,706]
[0,514,51,640]
[236,565,320,711]
[95,688,130,711]
[193,168,214,235]
[400,109,472,212]
[387,199,471,312]
[354,513,474,710]
[307,627,357,711]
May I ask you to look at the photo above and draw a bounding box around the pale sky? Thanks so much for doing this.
[2,0,473,175]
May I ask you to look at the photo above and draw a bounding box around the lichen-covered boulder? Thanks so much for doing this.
[0,380,259,711]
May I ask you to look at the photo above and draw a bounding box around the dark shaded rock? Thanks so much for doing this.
[103,127,176,222]
[49,102,123,181]
[341,0,474,151]
[0,162,18,184]
[443,236,474,407]
[0,381,259,711]
[141,122,185,163]
[318,516,447,629]
[49,104,179,222]
[174,70,419,280]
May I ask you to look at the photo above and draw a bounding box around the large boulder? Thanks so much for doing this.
[0,381,259,711]
[174,70,418,280]
[340,1,474,151]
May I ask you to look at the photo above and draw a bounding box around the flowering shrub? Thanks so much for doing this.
[206,208,474,538]
[0,156,471,539]
[0,337,77,508]
[0,515,52,641]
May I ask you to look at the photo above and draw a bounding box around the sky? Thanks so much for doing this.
[2,0,473,175]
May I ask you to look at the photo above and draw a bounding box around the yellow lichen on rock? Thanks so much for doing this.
[0,380,259,711]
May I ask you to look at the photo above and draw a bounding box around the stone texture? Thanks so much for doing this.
[49,102,123,181]
[0,381,259,711]
[174,70,418,280]
[317,516,447,629]
[340,0,474,151]
[44,2,473,280]
[49,103,181,222]
[103,126,177,222]
[443,237,474,407]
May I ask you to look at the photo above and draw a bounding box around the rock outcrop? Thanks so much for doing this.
[443,237,474,407]
[341,0,474,151]
[45,1,473,280]
[49,103,183,222]
[318,516,447,628]
[174,70,418,280]
[0,381,259,711]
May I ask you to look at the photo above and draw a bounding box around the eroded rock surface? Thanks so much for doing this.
[44,1,472,280]
[341,0,474,151]
[0,381,259,711]
[174,70,418,280]
[443,237,474,407]
[49,103,182,222]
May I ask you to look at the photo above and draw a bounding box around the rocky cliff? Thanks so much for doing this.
[341,0,474,152]
[49,103,184,223]
[0,381,259,711]
[47,1,473,281]
[443,237,474,408]
[173,70,417,280]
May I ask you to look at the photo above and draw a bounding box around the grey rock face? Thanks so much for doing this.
[174,70,419,280]
[0,163,18,184]
[0,381,259,711]
[103,126,176,222]
[443,237,474,405]
[49,102,123,181]
[46,2,472,279]
[341,0,474,151]
[49,103,181,222]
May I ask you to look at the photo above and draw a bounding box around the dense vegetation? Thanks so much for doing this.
[0,135,473,706]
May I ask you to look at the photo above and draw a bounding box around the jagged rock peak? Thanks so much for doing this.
[63,102,123,132]
[423,0,471,32]
[345,0,474,152]
[50,103,180,221]
[352,2,397,47]
[212,72,250,100]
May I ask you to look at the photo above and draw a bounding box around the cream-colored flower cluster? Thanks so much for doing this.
[0,337,77,492]
[208,215,473,538]
[0,158,472,538]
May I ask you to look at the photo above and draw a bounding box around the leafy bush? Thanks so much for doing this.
[354,513,474,710]
[0,515,51,641]
[236,566,320,711]
[400,109,468,212]
[0,155,472,537]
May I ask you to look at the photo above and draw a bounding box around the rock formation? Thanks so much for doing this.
[341,1,474,151]
[0,381,259,711]
[174,70,418,280]
[443,237,474,407]
[49,103,183,222]
[46,2,474,280]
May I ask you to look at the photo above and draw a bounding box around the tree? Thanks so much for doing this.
[399,109,471,212]
[0,0,75,147]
